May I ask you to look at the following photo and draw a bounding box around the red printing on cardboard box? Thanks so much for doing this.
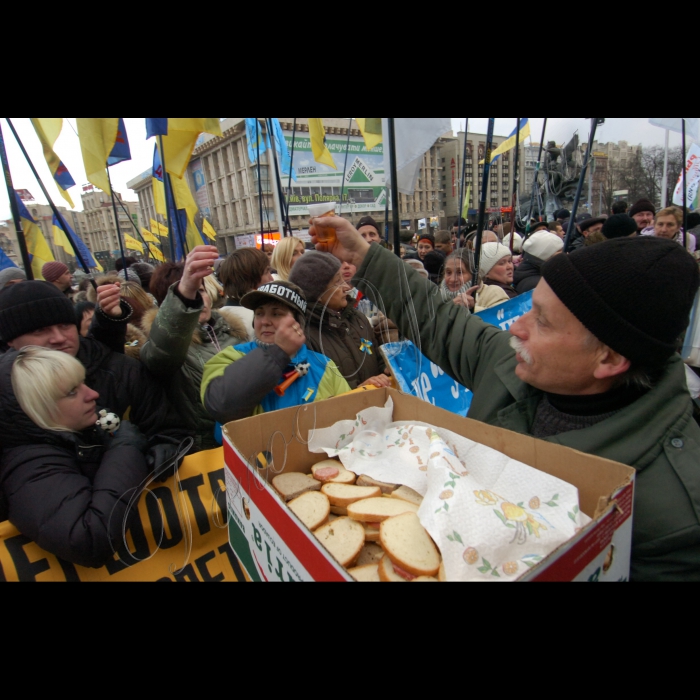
[224,440,349,582]
[530,482,634,582]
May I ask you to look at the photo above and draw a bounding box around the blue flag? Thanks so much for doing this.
[246,118,267,164]
[52,215,101,270]
[269,118,296,181]
[0,247,17,272]
[107,118,131,166]
[474,291,533,330]
[152,144,164,182]
[146,118,169,139]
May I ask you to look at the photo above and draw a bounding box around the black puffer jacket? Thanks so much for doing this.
[0,360,150,568]
[513,256,543,295]
[304,301,386,389]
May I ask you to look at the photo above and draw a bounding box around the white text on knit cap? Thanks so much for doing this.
[257,283,308,314]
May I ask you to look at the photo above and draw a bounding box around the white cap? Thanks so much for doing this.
[523,231,564,262]
[502,232,523,253]
[479,243,513,277]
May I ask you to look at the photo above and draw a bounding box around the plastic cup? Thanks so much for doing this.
[308,202,337,244]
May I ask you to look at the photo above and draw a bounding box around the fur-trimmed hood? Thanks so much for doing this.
[141,306,248,347]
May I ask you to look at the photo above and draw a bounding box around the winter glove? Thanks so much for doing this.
[107,421,148,453]
[147,436,194,482]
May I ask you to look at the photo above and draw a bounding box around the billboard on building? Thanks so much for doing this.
[190,159,212,219]
[284,132,386,217]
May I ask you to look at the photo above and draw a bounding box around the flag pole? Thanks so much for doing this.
[457,119,469,249]
[112,191,155,264]
[387,118,401,257]
[6,118,93,277]
[509,118,521,253]
[106,169,129,275]
[287,118,297,237]
[159,135,176,261]
[0,120,33,278]
[564,118,605,252]
[266,119,292,237]
[661,129,670,209]
[525,118,548,237]
[682,119,688,250]
[255,118,265,247]
[474,118,496,279]
[338,118,354,215]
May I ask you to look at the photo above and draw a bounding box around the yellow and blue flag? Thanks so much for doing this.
[52,214,103,271]
[308,118,337,169]
[76,118,119,194]
[246,118,267,164]
[107,118,131,166]
[269,118,296,181]
[0,247,17,273]
[480,119,531,165]
[152,144,167,217]
[15,192,54,280]
[30,118,76,208]
[146,118,169,139]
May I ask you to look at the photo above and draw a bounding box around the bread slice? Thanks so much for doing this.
[321,483,381,508]
[390,485,424,507]
[311,461,357,485]
[380,513,441,578]
[348,497,420,523]
[357,474,398,495]
[288,491,330,532]
[272,473,322,502]
[438,561,447,583]
[356,543,384,567]
[330,506,348,516]
[362,522,381,543]
[413,576,439,582]
[378,555,408,582]
[314,517,365,568]
[348,564,380,582]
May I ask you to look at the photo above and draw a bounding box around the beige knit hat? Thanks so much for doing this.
[479,243,513,277]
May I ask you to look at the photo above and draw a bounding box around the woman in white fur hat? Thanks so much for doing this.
[472,242,519,312]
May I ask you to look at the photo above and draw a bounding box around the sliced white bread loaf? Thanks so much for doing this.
[390,485,424,507]
[311,461,357,485]
[288,491,331,532]
[380,513,441,578]
[349,564,381,582]
[272,473,322,502]
[314,517,365,568]
[321,483,382,507]
[347,497,420,523]
[356,543,385,567]
[378,555,408,582]
[357,474,398,494]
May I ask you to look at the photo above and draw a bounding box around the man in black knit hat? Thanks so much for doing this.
[312,216,700,582]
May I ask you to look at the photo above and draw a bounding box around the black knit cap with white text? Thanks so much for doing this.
[241,281,308,316]
[542,237,699,367]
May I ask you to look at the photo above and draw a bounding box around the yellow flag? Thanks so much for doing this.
[170,174,203,251]
[202,218,217,241]
[150,218,169,237]
[124,234,144,253]
[21,216,54,279]
[140,228,160,243]
[308,118,336,169]
[462,184,471,220]
[31,118,75,208]
[53,222,73,255]
[148,243,166,262]
[356,118,383,151]
[153,177,167,217]
[76,118,119,194]
[161,118,222,179]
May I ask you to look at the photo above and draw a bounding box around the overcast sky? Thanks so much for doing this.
[0,118,686,222]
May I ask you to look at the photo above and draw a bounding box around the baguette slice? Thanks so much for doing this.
[380,513,441,578]
[348,564,381,582]
[311,461,357,485]
[356,543,385,567]
[390,485,424,507]
[288,491,330,532]
[321,483,381,508]
[357,474,398,495]
[348,497,420,523]
[272,473,321,502]
[378,555,408,582]
[315,517,365,568]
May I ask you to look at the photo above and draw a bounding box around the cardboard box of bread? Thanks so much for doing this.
[223,389,635,582]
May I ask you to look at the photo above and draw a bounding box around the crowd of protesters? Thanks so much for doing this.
[1,196,700,580]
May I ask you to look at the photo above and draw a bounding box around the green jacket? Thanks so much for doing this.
[358,244,700,582]
[140,285,248,452]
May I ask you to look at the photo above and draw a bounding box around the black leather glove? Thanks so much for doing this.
[147,436,194,482]
[107,421,148,453]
